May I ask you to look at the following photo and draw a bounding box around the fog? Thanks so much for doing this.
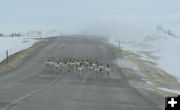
[0,0,180,39]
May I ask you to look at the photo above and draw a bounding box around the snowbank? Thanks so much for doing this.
[0,37,37,63]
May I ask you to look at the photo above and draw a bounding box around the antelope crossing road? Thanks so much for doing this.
[0,36,163,110]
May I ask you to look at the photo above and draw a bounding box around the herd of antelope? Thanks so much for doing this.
[44,57,111,79]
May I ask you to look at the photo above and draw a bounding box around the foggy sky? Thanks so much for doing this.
[0,0,180,35]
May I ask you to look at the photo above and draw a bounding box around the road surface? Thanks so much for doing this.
[0,36,163,110]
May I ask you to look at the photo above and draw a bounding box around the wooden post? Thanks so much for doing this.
[61,32,63,36]
[6,50,8,63]
[118,40,120,48]
[61,32,63,39]
[118,40,121,53]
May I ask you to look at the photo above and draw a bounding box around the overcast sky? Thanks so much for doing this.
[0,0,180,35]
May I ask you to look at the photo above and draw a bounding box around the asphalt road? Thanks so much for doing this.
[0,36,163,110]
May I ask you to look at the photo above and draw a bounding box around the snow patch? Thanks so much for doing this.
[159,88,180,95]
[113,59,139,71]
[129,81,155,91]
[142,79,153,85]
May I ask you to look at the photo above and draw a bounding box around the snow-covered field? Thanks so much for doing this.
[109,28,180,81]
[0,37,37,63]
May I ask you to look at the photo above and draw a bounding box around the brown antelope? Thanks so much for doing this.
[105,64,111,77]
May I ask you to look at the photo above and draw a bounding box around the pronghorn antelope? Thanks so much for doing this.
[77,63,84,79]
[84,60,89,66]
[44,57,111,79]
[105,64,111,76]
[62,61,68,73]
[57,60,63,73]
[88,62,94,72]
[99,63,104,76]
[44,58,55,72]
[44,59,50,71]
[94,64,100,77]
[68,58,74,73]
[92,61,97,68]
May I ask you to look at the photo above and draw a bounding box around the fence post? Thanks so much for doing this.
[61,32,63,39]
[118,40,121,53]
[61,32,63,36]
[6,50,8,63]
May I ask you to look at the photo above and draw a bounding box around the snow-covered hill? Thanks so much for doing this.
[109,28,180,81]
